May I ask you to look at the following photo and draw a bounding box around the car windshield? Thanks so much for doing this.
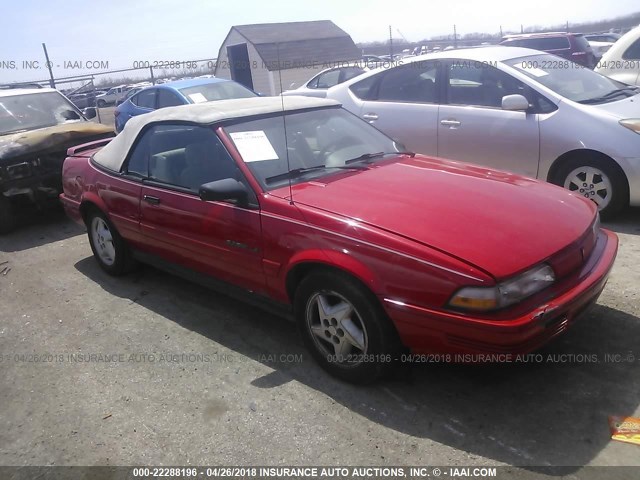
[223,107,400,190]
[505,54,637,104]
[180,82,256,103]
[0,91,82,135]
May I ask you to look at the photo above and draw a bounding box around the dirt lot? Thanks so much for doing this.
[0,207,639,472]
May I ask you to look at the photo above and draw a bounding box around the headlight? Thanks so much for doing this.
[620,119,640,134]
[449,264,556,312]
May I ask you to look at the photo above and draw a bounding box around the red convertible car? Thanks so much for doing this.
[60,96,618,383]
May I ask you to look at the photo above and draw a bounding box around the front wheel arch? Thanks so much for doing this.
[547,149,629,217]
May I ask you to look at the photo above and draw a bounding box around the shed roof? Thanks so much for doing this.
[229,20,361,71]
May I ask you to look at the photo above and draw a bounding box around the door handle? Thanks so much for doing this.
[363,113,379,121]
[440,119,461,127]
[143,195,161,205]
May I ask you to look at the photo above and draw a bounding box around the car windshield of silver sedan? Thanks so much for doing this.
[506,54,639,104]
[223,107,401,190]
[0,92,82,135]
[179,82,257,103]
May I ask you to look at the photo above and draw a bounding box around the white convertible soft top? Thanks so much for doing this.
[93,96,340,171]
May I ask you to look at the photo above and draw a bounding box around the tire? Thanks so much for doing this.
[294,269,400,383]
[86,209,135,275]
[97,99,106,108]
[0,196,17,234]
[553,154,628,220]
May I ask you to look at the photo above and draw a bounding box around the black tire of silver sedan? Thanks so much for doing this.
[294,269,400,384]
[0,196,17,234]
[86,209,135,276]
[554,155,628,220]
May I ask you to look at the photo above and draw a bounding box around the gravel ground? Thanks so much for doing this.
[0,206,638,473]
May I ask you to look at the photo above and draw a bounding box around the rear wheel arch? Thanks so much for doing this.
[79,200,104,225]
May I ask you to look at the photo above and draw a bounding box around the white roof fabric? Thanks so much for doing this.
[93,96,340,171]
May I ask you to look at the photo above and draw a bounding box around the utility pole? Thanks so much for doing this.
[500,25,503,37]
[521,24,524,34]
[42,43,55,88]
[453,24,458,49]
[566,20,569,32]
[389,25,393,58]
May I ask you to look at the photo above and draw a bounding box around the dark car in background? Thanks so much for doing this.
[114,78,257,132]
[0,86,114,232]
[500,32,597,68]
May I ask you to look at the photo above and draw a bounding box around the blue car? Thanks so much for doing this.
[114,78,257,132]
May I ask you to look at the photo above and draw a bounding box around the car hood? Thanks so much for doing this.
[288,156,596,279]
[587,93,640,119]
[0,122,114,162]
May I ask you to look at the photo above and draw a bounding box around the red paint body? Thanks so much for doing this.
[60,130,618,355]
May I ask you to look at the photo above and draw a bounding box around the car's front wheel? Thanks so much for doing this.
[554,155,628,219]
[97,99,107,108]
[294,269,399,383]
[86,209,135,275]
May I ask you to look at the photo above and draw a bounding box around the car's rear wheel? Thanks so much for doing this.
[554,155,628,219]
[86,209,135,275]
[0,196,17,234]
[294,269,399,383]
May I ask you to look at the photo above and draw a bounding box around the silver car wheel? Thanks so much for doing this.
[305,291,368,367]
[563,166,612,211]
[91,217,116,266]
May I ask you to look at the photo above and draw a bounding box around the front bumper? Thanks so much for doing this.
[383,229,618,356]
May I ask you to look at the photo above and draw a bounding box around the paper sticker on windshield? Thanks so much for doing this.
[230,131,279,162]
[513,62,549,78]
[188,93,207,103]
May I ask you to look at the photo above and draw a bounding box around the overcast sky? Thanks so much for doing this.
[1,0,638,83]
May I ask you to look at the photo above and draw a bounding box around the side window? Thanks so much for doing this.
[447,64,529,108]
[157,89,184,108]
[377,61,438,103]
[349,74,378,100]
[135,89,156,109]
[124,131,150,177]
[316,69,341,89]
[146,124,241,192]
[306,75,320,89]
[623,39,640,60]
[340,67,365,83]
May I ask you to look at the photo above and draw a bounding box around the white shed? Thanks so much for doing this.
[214,20,361,95]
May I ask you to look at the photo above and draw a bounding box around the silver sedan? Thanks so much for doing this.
[327,46,640,218]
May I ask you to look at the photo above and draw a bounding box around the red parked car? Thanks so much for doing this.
[60,97,618,383]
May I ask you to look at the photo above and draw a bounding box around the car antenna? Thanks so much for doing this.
[276,42,294,205]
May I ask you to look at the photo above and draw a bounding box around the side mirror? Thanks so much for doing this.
[502,94,530,111]
[61,109,81,120]
[199,178,248,204]
[83,107,97,119]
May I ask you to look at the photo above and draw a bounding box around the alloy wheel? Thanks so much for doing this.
[91,217,116,266]
[305,290,368,367]
[563,166,612,211]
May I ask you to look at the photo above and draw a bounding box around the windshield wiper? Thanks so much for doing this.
[579,86,639,104]
[265,165,366,184]
[345,151,415,165]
